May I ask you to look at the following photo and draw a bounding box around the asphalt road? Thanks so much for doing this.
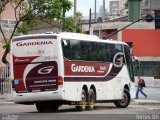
[0,87,160,120]
[0,103,160,120]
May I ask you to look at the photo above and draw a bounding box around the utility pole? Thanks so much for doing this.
[103,0,105,23]
[62,6,66,31]
[74,0,77,26]
[95,0,97,22]
[89,8,92,35]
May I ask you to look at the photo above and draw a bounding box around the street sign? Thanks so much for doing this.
[0,19,17,35]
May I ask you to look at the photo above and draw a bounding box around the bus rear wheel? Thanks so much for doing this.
[76,89,87,111]
[87,89,95,110]
[114,89,130,108]
[36,102,59,112]
[36,102,46,112]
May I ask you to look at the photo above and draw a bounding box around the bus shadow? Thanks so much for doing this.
[28,105,117,113]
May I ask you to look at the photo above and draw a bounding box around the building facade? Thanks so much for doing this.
[109,0,127,16]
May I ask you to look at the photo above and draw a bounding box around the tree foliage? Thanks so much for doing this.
[124,0,128,9]
[0,0,72,64]
[65,11,83,32]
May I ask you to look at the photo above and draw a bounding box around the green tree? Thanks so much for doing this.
[124,0,128,9]
[0,0,72,64]
[75,12,83,32]
[65,11,83,32]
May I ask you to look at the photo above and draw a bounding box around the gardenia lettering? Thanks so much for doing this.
[71,64,95,72]
[16,41,53,47]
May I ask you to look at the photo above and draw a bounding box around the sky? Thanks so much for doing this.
[66,0,111,17]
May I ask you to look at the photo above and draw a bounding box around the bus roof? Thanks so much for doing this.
[12,32,128,46]
[54,32,128,46]
[57,32,99,40]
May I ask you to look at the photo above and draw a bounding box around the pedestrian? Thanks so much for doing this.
[136,76,147,99]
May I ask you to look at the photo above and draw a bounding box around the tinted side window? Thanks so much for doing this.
[70,40,81,60]
[88,42,99,61]
[108,44,116,62]
[62,39,71,59]
[99,43,110,62]
[124,45,131,65]
[80,41,90,60]
[62,39,81,60]
[124,45,134,82]
[115,44,125,64]
[62,39,125,63]
[80,41,99,61]
[62,39,99,61]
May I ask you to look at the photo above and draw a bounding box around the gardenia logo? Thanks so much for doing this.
[71,64,95,72]
[16,41,53,47]
[113,52,124,67]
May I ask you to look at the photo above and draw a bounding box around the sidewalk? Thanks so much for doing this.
[132,99,160,105]
[0,93,14,104]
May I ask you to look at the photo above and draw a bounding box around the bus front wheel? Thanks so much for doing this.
[114,89,130,108]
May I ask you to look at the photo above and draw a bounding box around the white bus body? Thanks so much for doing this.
[11,32,135,111]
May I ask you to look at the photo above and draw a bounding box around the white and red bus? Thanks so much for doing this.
[11,32,135,112]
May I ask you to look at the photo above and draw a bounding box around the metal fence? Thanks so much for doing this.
[0,64,12,96]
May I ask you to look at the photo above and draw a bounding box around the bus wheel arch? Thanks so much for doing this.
[124,84,129,92]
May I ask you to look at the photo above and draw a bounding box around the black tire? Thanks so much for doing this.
[49,103,59,112]
[114,89,130,108]
[36,102,59,112]
[87,89,96,110]
[76,89,87,111]
[36,102,46,112]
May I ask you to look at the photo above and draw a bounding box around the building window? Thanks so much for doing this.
[140,61,160,77]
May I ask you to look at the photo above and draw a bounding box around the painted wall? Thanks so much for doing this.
[122,29,160,57]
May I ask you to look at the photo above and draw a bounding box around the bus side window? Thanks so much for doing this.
[62,39,81,60]
[124,45,135,82]
[80,41,90,61]
[99,43,109,62]
[108,44,116,62]
[89,42,99,61]
[62,39,71,59]
[115,44,125,64]
[69,40,81,60]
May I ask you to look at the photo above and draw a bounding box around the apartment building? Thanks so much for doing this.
[109,0,127,16]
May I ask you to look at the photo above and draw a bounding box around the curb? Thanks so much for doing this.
[0,98,14,105]
[133,99,160,105]
[0,101,15,105]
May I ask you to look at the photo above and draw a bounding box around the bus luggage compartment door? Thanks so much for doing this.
[13,61,58,93]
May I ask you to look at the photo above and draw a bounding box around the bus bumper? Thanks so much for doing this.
[13,88,63,104]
